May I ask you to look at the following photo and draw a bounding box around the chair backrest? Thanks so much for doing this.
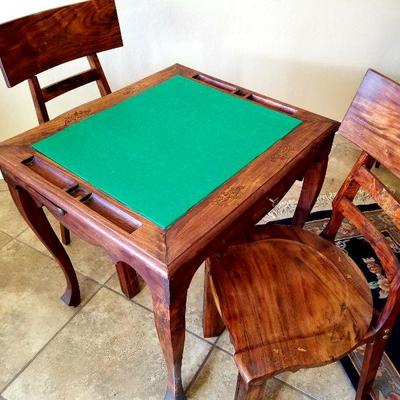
[339,70,400,179]
[0,0,123,123]
[323,69,400,337]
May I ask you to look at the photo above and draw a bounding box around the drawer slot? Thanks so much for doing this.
[22,155,77,189]
[67,184,91,201]
[234,89,248,97]
[247,94,296,115]
[192,74,237,92]
[22,155,141,234]
[79,193,140,234]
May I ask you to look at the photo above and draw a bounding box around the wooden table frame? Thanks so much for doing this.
[0,64,339,399]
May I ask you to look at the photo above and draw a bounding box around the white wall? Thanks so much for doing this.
[1,0,400,142]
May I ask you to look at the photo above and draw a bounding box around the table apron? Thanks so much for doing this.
[1,168,169,291]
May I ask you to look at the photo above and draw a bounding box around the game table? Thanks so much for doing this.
[0,64,339,399]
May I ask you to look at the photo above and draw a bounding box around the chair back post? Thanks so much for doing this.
[322,69,400,339]
[370,270,400,336]
[0,0,122,124]
[28,76,50,123]
[87,54,112,96]
[0,0,122,246]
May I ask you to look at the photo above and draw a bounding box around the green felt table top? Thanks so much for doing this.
[33,75,302,228]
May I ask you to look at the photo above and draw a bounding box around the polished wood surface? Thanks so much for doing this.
[203,259,225,338]
[0,64,338,399]
[0,0,122,87]
[338,70,400,179]
[205,69,400,400]
[7,183,80,306]
[0,0,122,244]
[115,261,141,298]
[208,225,372,381]
[1,64,338,268]
[0,0,139,296]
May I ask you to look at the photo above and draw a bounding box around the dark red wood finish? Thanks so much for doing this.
[0,0,123,247]
[0,0,122,87]
[204,69,400,400]
[0,64,338,399]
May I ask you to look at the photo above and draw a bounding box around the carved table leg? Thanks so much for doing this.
[292,141,332,228]
[203,260,225,338]
[152,282,189,400]
[8,184,80,306]
[115,261,141,298]
[60,224,71,245]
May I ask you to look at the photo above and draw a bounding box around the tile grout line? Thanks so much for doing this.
[183,329,218,346]
[101,282,228,394]
[6,239,302,352]
[274,376,321,400]
[9,229,118,293]
[184,339,321,400]
[13,233,65,262]
[0,225,28,241]
[213,339,321,400]
[9,234,219,342]
[1,237,322,400]
[184,334,219,395]
[106,282,221,345]
[0,237,13,252]
[0,261,321,400]
[1,266,220,399]
[214,342,234,357]
[0,238,119,396]
[0,284,102,396]
[13,235,115,287]
[10,237,219,351]
[104,282,218,346]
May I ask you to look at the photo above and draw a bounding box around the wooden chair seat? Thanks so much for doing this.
[209,224,373,382]
[204,70,400,399]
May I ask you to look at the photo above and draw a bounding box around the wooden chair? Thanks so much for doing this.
[0,0,141,300]
[203,69,400,400]
[0,0,122,246]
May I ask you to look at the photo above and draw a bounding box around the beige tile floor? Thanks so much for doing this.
[0,135,399,400]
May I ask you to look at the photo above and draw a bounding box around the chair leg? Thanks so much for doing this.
[292,149,329,228]
[60,224,71,245]
[355,339,387,400]
[115,261,141,299]
[320,207,344,241]
[203,260,225,338]
[235,374,267,400]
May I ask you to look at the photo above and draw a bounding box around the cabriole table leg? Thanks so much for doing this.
[7,182,80,306]
[151,281,190,399]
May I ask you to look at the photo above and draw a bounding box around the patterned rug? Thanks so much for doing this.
[272,204,399,399]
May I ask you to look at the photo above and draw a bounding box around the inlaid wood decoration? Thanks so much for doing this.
[0,63,338,400]
[204,69,400,400]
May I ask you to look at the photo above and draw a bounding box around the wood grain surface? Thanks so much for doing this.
[0,0,122,87]
[204,69,400,400]
[209,225,372,382]
[0,64,338,400]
